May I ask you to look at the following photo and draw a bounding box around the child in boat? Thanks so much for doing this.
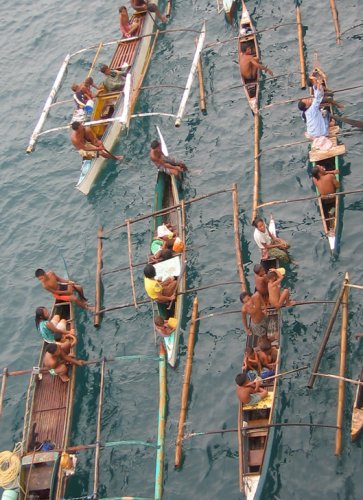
[119,6,140,38]
[43,343,85,383]
[253,263,269,305]
[154,315,177,337]
[257,337,277,373]
[266,268,295,309]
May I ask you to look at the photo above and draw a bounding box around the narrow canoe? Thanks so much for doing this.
[308,54,346,253]
[149,127,186,367]
[237,1,259,114]
[351,366,363,441]
[223,0,237,23]
[19,299,78,500]
[76,3,160,195]
[238,258,280,499]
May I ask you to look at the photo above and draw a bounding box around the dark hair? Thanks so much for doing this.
[298,100,307,123]
[267,271,277,280]
[119,6,126,12]
[253,263,264,274]
[46,343,58,354]
[154,315,164,327]
[150,140,160,149]
[240,292,250,303]
[85,77,94,85]
[71,83,78,92]
[311,166,321,180]
[258,337,272,352]
[35,268,45,278]
[100,64,108,74]
[71,121,81,130]
[159,249,173,261]
[165,239,174,250]
[235,373,247,386]
[35,306,46,330]
[144,264,156,279]
[252,218,263,228]
[54,333,62,342]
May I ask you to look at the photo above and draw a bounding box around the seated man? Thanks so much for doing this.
[130,0,167,23]
[70,121,124,161]
[239,43,273,83]
[235,372,268,405]
[154,315,177,337]
[35,268,93,311]
[43,343,84,383]
[253,217,290,262]
[100,63,129,92]
[267,268,295,309]
[150,140,188,177]
[143,263,177,303]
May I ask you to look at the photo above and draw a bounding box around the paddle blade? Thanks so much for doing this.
[331,114,363,129]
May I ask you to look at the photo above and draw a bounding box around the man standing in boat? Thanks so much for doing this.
[298,78,331,139]
[70,121,124,161]
[150,140,188,176]
[130,0,167,23]
[240,291,270,341]
[239,44,273,82]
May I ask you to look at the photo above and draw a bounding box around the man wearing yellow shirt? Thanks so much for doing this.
[144,264,177,303]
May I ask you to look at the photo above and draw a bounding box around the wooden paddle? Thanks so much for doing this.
[167,260,187,311]
[331,114,363,129]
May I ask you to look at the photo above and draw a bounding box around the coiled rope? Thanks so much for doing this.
[0,442,21,488]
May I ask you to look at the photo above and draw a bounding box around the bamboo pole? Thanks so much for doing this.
[166,0,172,18]
[154,343,166,500]
[87,41,103,78]
[232,184,247,292]
[330,0,341,44]
[340,22,363,37]
[175,22,206,126]
[126,220,138,308]
[312,373,363,387]
[335,272,349,455]
[105,188,233,233]
[26,54,71,152]
[296,6,306,88]
[257,188,363,210]
[307,274,349,388]
[0,368,8,417]
[93,358,106,500]
[252,112,260,221]
[196,38,206,112]
[175,297,199,468]
[347,284,363,291]
[94,226,103,327]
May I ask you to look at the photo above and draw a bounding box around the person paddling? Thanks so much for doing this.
[70,122,124,161]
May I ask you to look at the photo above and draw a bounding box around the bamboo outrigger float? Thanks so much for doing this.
[351,367,363,441]
[19,298,78,500]
[150,127,186,367]
[238,260,281,499]
[238,1,259,114]
[308,53,346,254]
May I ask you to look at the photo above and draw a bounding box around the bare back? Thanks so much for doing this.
[314,175,339,195]
[268,280,281,307]
[239,52,257,81]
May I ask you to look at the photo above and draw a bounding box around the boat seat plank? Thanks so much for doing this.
[309,144,346,162]
[23,463,54,491]
[245,429,267,438]
[244,418,269,428]
[248,449,264,467]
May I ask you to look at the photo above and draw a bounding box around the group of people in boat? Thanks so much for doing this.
[34,268,92,382]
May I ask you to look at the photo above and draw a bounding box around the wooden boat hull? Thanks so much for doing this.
[223,0,237,23]
[238,258,281,498]
[19,299,77,500]
[76,3,160,195]
[152,171,185,367]
[351,367,363,441]
[238,1,259,114]
[308,55,345,254]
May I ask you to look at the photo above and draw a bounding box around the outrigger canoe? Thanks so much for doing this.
[351,366,363,441]
[308,53,346,253]
[238,257,281,499]
[223,0,237,23]
[238,1,259,114]
[76,3,161,194]
[19,298,78,499]
[149,127,186,367]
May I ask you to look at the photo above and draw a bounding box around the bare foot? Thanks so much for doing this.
[59,374,70,382]
[286,300,297,307]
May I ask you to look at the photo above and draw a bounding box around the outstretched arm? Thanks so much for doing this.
[251,57,273,76]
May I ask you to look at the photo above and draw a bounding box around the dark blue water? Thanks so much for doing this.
[0,0,362,498]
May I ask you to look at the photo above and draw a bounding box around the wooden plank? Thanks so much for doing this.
[309,144,346,162]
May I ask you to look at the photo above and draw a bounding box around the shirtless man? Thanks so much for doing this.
[130,0,167,23]
[70,121,124,161]
[44,343,85,382]
[35,268,92,310]
[150,140,188,176]
[253,263,269,305]
[267,269,295,309]
[257,337,277,371]
[243,346,261,373]
[312,165,340,195]
[235,372,268,405]
[240,291,269,340]
[239,44,273,82]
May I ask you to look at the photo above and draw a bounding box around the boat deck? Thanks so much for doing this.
[110,14,146,69]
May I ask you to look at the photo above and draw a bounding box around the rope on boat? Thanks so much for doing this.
[0,442,21,488]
